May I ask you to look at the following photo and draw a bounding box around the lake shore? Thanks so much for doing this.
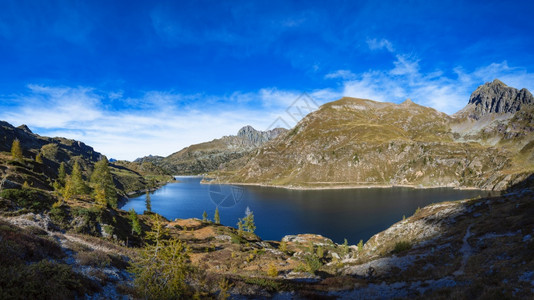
[198,178,491,191]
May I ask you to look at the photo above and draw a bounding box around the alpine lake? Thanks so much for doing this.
[121,176,494,244]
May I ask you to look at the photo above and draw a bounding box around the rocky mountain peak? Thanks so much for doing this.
[237,125,287,145]
[465,79,534,120]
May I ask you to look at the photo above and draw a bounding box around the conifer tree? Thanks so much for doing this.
[237,207,255,233]
[129,208,142,236]
[202,211,208,222]
[35,153,43,164]
[63,161,89,200]
[145,191,152,213]
[58,162,67,187]
[129,214,192,298]
[214,207,220,224]
[11,139,23,161]
[94,187,107,207]
[90,157,117,207]
[62,176,75,200]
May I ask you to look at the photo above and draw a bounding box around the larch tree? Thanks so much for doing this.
[11,139,23,161]
[58,162,67,186]
[90,157,117,208]
[129,208,142,236]
[63,161,89,199]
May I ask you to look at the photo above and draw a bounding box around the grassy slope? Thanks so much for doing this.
[222,98,530,190]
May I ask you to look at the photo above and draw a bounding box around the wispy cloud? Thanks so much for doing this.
[0,85,328,161]
[367,38,394,52]
[325,70,357,80]
[338,53,534,114]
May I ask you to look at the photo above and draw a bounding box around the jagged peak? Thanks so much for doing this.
[491,78,507,87]
[237,125,257,136]
[460,80,534,120]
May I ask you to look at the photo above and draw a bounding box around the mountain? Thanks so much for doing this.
[455,79,533,120]
[452,79,534,154]
[142,125,287,175]
[215,80,534,190]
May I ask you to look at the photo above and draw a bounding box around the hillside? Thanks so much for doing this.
[140,125,287,175]
[216,80,534,190]
[0,121,171,197]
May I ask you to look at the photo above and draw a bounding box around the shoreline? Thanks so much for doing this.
[200,179,493,191]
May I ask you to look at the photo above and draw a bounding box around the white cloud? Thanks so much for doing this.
[339,55,534,115]
[0,85,328,161]
[325,70,357,80]
[367,38,394,52]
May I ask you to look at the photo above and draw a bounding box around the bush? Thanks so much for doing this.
[267,263,278,277]
[304,254,322,274]
[0,188,54,212]
[0,260,99,299]
[76,250,111,268]
[49,205,70,228]
[392,241,412,254]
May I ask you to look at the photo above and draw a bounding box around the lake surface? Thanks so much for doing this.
[121,176,493,244]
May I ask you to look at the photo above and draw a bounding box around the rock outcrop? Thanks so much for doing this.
[456,79,534,120]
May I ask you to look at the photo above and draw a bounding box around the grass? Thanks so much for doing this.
[0,220,100,299]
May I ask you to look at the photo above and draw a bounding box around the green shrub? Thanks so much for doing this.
[49,205,70,228]
[0,188,54,212]
[76,250,111,268]
[0,260,99,299]
[392,241,412,254]
[304,254,322,274]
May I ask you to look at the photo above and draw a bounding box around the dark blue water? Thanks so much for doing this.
[121,176,492,244]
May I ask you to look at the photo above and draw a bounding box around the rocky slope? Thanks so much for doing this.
[452,79,534,154]
[145,125,286,175]
[216,80,533,190]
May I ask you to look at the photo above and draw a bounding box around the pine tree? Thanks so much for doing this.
[145,191,152,213]
[357,240,364,252]
[129,208,142,236]
[202,211,208,222]
[214,207,220,224]
[35,153,43,164]
[91,157,116,208]
[62,176,75,200]
[94,187,107,207]
[58,162,67,187]
[238,207,255,233]
[11,139,23,161]
[71,161,89,196]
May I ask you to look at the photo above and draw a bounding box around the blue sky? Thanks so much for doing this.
[0,0,533,160]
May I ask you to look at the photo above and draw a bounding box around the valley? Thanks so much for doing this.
[0,80,532,299]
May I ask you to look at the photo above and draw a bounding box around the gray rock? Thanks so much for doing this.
[463,79,534,120]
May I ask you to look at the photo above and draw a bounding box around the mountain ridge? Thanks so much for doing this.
[139,125,287,175]
[212,80,533,190]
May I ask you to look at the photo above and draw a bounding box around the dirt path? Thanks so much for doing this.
[453,224,473,276]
